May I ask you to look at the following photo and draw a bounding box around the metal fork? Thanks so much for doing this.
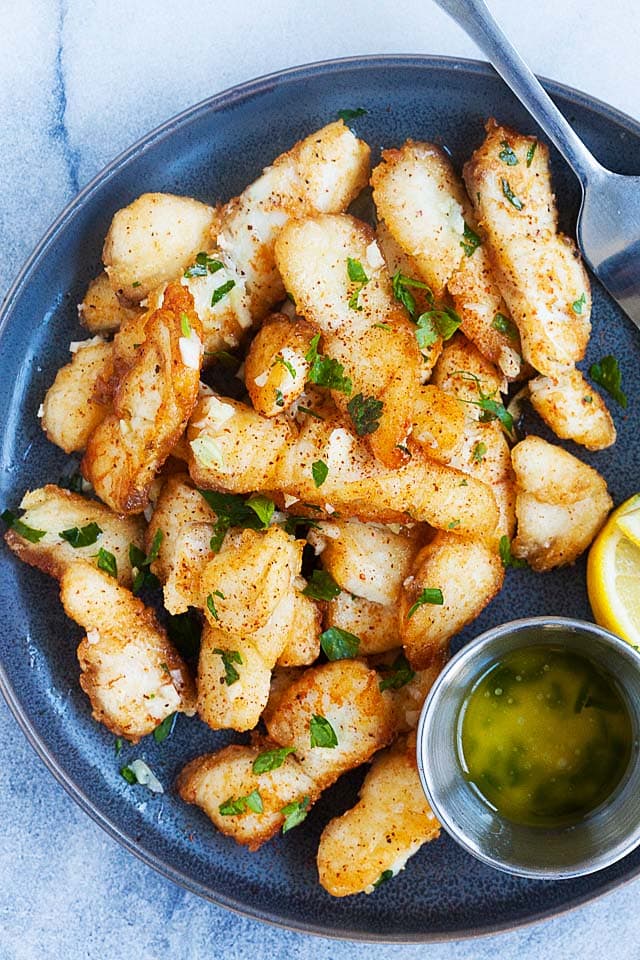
[434,0,640,327]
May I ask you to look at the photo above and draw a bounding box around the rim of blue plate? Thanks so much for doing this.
[2,54,640,943]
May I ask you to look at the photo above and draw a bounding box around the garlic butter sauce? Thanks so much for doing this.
[457,644,633,827]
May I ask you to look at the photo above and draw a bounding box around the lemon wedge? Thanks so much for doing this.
[587,494,640,647]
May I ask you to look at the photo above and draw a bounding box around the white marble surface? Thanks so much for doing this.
[1,1,640,957]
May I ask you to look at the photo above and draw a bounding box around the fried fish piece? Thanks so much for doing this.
[511,435,612,570]
[275,213,422,468]
[78,271,144,335]
[400,531,504,670]
[103,192,216,302]
[82,283,203,513]
[41,338,113,453]
[463,120,591,377]
[244,314,316,416]
[323,591,400,656]
[60,560,196,742]
[4,484,144,587]
[176,740,318,851]
[317,733,440,897]
[528,369,616,451]
[264,659,395,789]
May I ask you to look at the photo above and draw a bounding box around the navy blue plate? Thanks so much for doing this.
[1,56,639,942]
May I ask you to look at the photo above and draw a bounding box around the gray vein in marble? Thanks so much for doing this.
[50,0,80,195]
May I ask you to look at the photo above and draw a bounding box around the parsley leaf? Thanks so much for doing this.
[130,530,163,594]
[378,652,416,692]
[59,521,102,548]
[281,796,310,833]
[302,569,341,601]
[416,307,462,348]
[347,257,369,311]
[347,393,383,436]
[283,514,321,536]
[97,547,117,578]
[274,354,297,379]
[252,746,295,775]
[219,789,263,817]
[320,626,361,660]
[1,509,46,543]
[373,869,394,888]
[312,460,328,488]
[246,494,275,527]
[184,252,224,278]
[501,179,524,210]
[166,609,202,659]
[199,490,271,553]
[392,271,434,319]
[211,279,235,306]
[153,713,177,744]
[572,293,587,315]
[305,334,353,394]
[492,312,518,340]
[458,372,515,439]
[337,107,367,121]
[206,590,225,621]
[498,140,518,165]
[213,647,242,685]
[120,765,138,785]
[589,355,627,408]
[499,535,527,569]
[407,587,444,619]
[310,714,338,748]
[526,141,537,167]
[472,441,487,463]
[460,222,482,257]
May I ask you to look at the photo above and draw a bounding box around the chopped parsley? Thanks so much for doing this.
[309,714,338,749]
[501,178,524,210]
[206,590,225,621]
[337,107,367,121]
[312,459,328,487]
[347,393,383,436]
[59,521,102,548]
[274,354,297,379]
[373,869,394,888]
[204,349,240,368]
[213,647,242,685]
[153,713,177,744]
[492,312,518,340]
[347,257,369,311]
[416,307,462,349]
[166,609,201,660]
[448,519,461,529]
[297,404,324,420]
[97,547,117,579]
[281,795,310,833]
[305,334,353,394]
[252,746,295,775]
[302,569,341,601]
[572,293,587,315]
[391,270,434,319]
[407,587,444,619]
[498,140,518,165]
[114,737,123,756]
[211,279,235,306]
[472,441,487,463]
[590,355,627,408]
[499,535,527,569]
[1,509,46,543]
[246,494,275,527]
[219,789,263,817]
[378,652,415,692]
[184,252,224,278]
[320,626,361,661]
[199,490,273,553]
[274,388,285,407]
[120,765,137,785]
[57,472,84,493]
[461,222,482,257]
[526,141,537,167]
[283,514,321,537]
[458,372,515,439]
[129,530,163,594]
[180,312,191,337]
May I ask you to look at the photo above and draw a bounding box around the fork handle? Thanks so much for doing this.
[433,0,603,183]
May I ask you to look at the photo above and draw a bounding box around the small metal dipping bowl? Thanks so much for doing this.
[416,617,640,879]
